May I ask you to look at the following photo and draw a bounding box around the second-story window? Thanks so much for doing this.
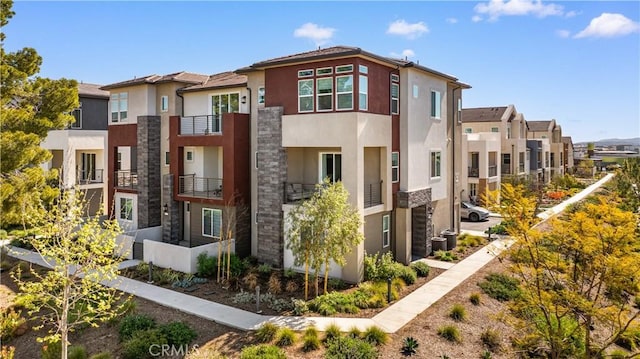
[70,107,82,129]
[160,95,169,112]
[298,80,314,112]
[111,92,128,122]
[391,152,399,183]
[491,127,499,132]
[430,90,441,119]
[391,74,399,115]
[431,151,441,178]
[359,73,368,111]
[258,87,265,105]
[336,75,353,110]
[317,77,333,111]
[507,126,512,139]
[212,93,239,116]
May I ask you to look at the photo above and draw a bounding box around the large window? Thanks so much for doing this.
[430,90,441,119]
[202,208,222,238]
[431,151,441,178]
[298,80,314,112]
[119,198,133,221]
[212,93,239,116]
[317,77,333,111]
[391,152,399,183]
[382,214,390,248]
[320,153,342,183]
[336,75,353,110]
[359,74,368,110]
[111,93,128,122]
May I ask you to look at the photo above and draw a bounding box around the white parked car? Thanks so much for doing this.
[461,201,490,222]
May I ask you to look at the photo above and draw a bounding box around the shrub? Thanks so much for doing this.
[410,261,431,277]
[274,327,296,347]
[401,336,419,356]
[437,325,461,343]
[1,346,15,359]
[328,277,347,290]
[433,250,458,262]
[347,326,362,338]
[449,304,467,322]
[0,308,26,341]
[239,344,286,359]
[242,271,259,290]
[118,314,156,341]
[68,345,88,359]
[302,330,321,352]
[480,328,501,352]
[615,325,640,351]
[323,323,342,344]
[609,349,628,359]
[257,263,272,276]
[310,292,359,316]
[160,321,197,346]
[291,298,309,315]
[469,293,481,305]
[122,328,168,359]
[185,345,228,359]
[285,280,298,293]
[88,353,113,359]
[267,273,282,294]
[634,296,640,309]
[255,322,279,343]
[397,266,417,285]
[283,267,296,279]
[325,336,378,359]
[478,273,521,301]
[363,325,388,346]
[42,342,87,359]
[480,350,492,359]
[485,221,510,235]
[196,252,216,278]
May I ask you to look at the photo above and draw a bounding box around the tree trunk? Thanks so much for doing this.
[61,269,70,359]
[323,262,330,294]
[304,260,309,300]
[217,239,222,283]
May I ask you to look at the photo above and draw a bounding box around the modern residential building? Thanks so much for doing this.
[562,136,574,174]
[527,120,563,179]
[526,138,551,184]
[460,105,529,201]
[41,83,109,216]
[237,46,469,283]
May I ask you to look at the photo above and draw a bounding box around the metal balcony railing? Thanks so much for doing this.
[179,175,223,199]
[488,165,497,177]
[114,171,138,189]
[364,181,383,208]
[180,115,222,135]
[78,169,104,184]
[468,167,479,178]
[284,183,317,203]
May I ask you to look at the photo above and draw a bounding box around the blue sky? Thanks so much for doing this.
[4,1,639,143]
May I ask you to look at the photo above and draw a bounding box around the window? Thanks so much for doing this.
[464,128,472,134]
[507,127,512,139]
[382,215,390,248]
[391,74,400,82]
[469,183,477,198]
[317,77,333,111]
[391,83,399,115]
[202,208,222,238]
[413,85,419,98]
[257,87,265,105]
[119,198,133,221]
[430,90,441,119]
[431,151,441,178]
[165,152,170,166]
[502,153,511,166]
[160,95,169,112]
[335,64,353,73]
[116,152,122,171]
[70,108,82,129]
[491,127,499,132]
[298,69,314,77]
[111,93,128,122]
[358,65,368,74]
[336,75,353,110]
[391,152,399,183]
[254,151,258,169]
[359,75,368,110]
[186,150,194,162]
[541,135,547,139]
[320,153,341,183]
[212,93,240,117]
[298,80,314,112]
[317,67,332,75]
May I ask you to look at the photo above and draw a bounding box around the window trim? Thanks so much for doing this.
[391,83,399,115]
[358,65,368,74]
[298,79,314,113]
[119,197,133,221]
[160,95,169,112]
[298,69,314,78]
[335,75,353,111]
[185,149,194,162]
[165,151,170,166]
[335,64,353,73]
[110,92,128,122]
[202,208,222,238]
[464,128,472,134]
[71,108,82,129]
[319,152,342,183]
[316,77,333,112]
[317,67,333,75]
[430,150,442,178]
[491,127,499,133]
[358,74,368,111]
[391,152,399,183]
[257,86,265,105]
[430,90,441,119]
[391,74,400,83]
[382,214,390,248]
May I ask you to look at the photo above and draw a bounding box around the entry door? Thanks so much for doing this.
[183,202,191,243]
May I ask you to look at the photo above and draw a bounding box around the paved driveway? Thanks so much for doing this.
[460,215,503,233]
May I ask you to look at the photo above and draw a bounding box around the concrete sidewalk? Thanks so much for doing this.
[4,173,614,333]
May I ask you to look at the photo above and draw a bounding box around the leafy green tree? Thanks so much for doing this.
[496,184,640,358]
[613,158,640,213]
[12,189,127,359]
[286,180,364,298]
[0,0,79,229]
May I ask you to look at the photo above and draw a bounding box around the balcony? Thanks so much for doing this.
[114,171,138,189]
[78,169,104,184]
[468,167,479,178]
[364,181,383,208]
[179,175,222,199]
[488,165,497,177]
[180,115,221,135]
[284,183,317,203]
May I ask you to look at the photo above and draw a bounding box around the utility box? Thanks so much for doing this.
[431,237,447,253]
[441,230,458,250]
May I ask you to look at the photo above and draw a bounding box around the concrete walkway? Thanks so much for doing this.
[4,173,614,333]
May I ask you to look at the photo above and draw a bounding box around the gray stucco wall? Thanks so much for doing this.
[78,96,108,130]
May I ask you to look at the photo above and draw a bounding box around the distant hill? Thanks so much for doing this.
[576,137,640,146]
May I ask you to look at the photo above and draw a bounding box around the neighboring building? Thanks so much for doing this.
[526,139,551,183]
[41,83,109,216]
[237,46,469,282]
[460,132,501,204]
[527,119,563,179]
[562,136,574,174]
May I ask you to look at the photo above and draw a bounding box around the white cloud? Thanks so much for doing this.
[472,15,483,23]
[556,29,571,38]
[574,13,640,39]
[474,0,564,22]
[565,10,578,18]
[293,23,336,46]
[446,17,458,24]
[390,49,416,59]
[386,20,429,39]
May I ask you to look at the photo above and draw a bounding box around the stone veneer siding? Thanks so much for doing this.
[162,174,179,244]
[136,116,161,228]
[397,188,433,257]
[256,107,286,267]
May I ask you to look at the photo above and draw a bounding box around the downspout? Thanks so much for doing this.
[451,85,461,231]
[176,89,184,117]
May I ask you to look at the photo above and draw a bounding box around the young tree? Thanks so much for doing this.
[496,184,640,358]
[0,0,79,229]
[286,180,364,297]
[12,189,127,359]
